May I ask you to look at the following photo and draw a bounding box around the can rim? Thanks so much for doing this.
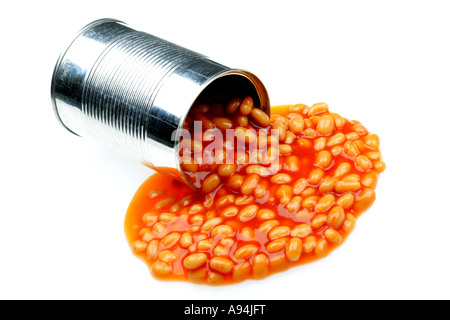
[174,69,271,192]
[50,18,126,136]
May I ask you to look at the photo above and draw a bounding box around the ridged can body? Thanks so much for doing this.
[51,19,270,189]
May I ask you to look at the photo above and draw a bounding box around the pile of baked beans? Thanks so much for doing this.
[126,97,385,285]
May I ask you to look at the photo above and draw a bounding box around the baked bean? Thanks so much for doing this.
[289,116,305,134]
[303,128,317,138]
[308,168,325,185]
[276,185,293,205]
[238,204,259,222]
[239,96,254,116]
[315,194,336,212]
[327,132,345,147]
[345,132,360,141]
[335,180,361,193]
[140,228,153,242]
[254,181,268,199]
[142,213,158,226]
[279,144,293,155]
[207,271,225,285]
[284,155,300,172]
[317,115,335,136]
[354,188,376,212]
[308,102,329,116]
[239,226,256,241]
[289,104,308,113]
[314,150,332,168]
[158,212,176,223]
[193,114,215,130]
[286,238,303,262]
[189,204,205,215]
[233,262,252,282]
[131,240,147,253]
[245,165,271,177]
[213,117,234,130]
[190,103,210,115]
[319,176,337,194]
[364,151,382,161]
[303,236,317,253]
[344,141,360,157]
[297,137,313,149]
[201,217,223,232]
[202,173,222,193]
[272,121,287,142]
[152,222,168,237]
[217,164,237,177]
[188,268,207,283]
[216,194,235,207]
[180,233,193,248]
[331,145,344,157]
[311,213,327,229]
[302,195,319,209]
[324,228,343,244]
[293,178,308,195]
[210,257,234,274]
[336,193,355,209]
[234,114,249,128]
[250,108,271,127]
[160,232,181,248]
[225,98,241,114]
[211,225,234,238]
[220,206,239,218]
[258,220,281,234]
[197,239,213,250]
[286,196,302,213]
[151,261,172,277]
[253,254,269,279]
[301,187,317,197]
[271,173,292,184]
[268,226,291,240]
[342,214,356,233]
[234,244,259,260]
[284,130,296,144]
[374,161,386,173]
[227,174,244,190]
[291,224,312,238]
[183,253,208,270]
[352,123,368,136]
[315,239,329,258]
[235,195,255,206]
[147,239,159,260]
[361,171,378,189]
[267,237,289,253]
[327,205,345,229]
[154,197,176,210]
[257,208,276,220]
[355,155,373,171]
[314,137,327,151]
[241,174,260,195]
[333,162,351,178]
[158,250,177,263]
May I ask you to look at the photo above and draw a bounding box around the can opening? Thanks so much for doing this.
[191,73,270,116]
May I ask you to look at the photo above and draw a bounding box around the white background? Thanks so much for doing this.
[1,0,449,300]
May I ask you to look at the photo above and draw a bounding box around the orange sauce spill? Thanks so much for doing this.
[124,104,384,285]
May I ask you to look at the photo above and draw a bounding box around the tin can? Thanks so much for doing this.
[51,18,270,189]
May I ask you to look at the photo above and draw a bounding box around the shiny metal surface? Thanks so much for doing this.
[51,19,270,189]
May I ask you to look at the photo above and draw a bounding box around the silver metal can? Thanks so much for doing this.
[51,18,270,190]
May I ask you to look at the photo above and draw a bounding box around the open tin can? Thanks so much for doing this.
[51,18,270,190]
